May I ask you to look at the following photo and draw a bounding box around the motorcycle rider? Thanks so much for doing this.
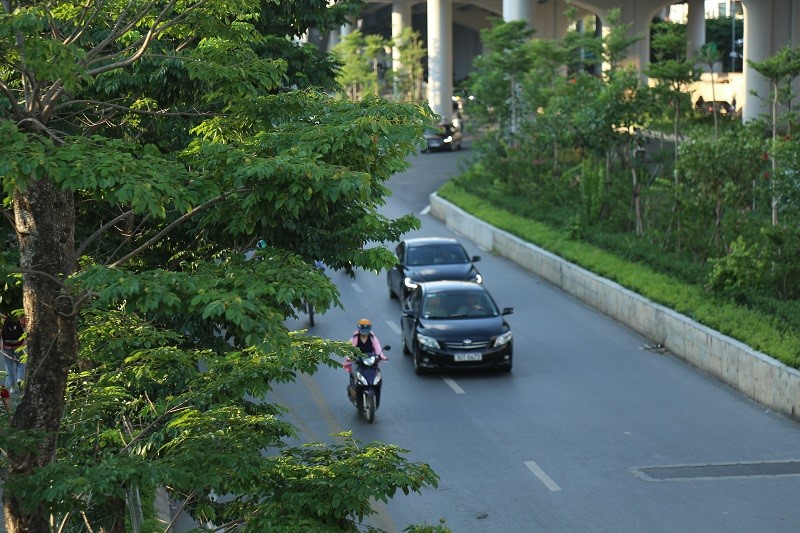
[345,318,388,407]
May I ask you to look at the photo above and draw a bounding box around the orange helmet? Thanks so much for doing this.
[357,318,372,334]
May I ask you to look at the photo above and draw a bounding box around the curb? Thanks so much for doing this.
[430,192,800,421]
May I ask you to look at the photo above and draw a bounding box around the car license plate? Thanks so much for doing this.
[454,353,482,362]
[429,140,441,147]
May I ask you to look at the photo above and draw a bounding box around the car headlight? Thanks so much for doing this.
[494,330,512,347]
[416,333,440,350]
[469,272,483,284]
[404,277,419,290]
[444,135,453,143]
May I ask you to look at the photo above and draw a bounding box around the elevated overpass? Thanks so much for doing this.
[329,0,799,123]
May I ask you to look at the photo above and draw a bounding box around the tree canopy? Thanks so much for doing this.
[0,0,441,530]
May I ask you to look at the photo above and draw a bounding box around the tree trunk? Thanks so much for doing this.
[632,165,643,237]
[5,178,77,532]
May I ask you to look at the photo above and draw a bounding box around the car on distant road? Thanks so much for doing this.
[400,280,513,374]
[387,237,482,302]
[422,122,463,152]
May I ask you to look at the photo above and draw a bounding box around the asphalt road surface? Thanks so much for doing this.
[166,135,800,533]
[276,137,800,533]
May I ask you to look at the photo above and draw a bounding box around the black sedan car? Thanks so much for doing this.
[400,281,513,375]
[387,237,482,302]
[422,123,463,152]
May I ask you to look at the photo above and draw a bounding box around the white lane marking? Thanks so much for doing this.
[441,376,465,394]
[351,282,363,293]
[420,205,431,216]
[385,320,401,335]
[525,461,562,492]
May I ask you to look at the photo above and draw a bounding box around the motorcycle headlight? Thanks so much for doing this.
[404,277,419,290]
[416,333,439,350]
[362,355,377,366]
[494,330,512,347]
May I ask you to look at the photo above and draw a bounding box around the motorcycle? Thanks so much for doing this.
[346,346,390,423]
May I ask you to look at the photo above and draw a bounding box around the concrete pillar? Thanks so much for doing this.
[686,0,706,58]
[392,1,413,98]
[628,4,664,80]
[503,0,530,25]
[427,0,454,122]
[600,18,612,73]
[533,0,570,40]
[341,19,356,38]
[741,0,772,121]
[328,29,341,50]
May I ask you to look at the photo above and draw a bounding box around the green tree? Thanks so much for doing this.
[747,44,800,226]
[0,0,440,530]
[696,42,723,140]
[392,27,426,102]
[677,127,767,256]
[647,20,700,251]
[469,18,537,140]
[333,30,390,100]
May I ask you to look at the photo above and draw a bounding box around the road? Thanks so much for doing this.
[274,135,800,533]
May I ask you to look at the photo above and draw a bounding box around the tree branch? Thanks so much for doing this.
[2,208,15,229]
[63,0,106,46]
[16,117,65,145]
[0,79,23,120]
[110,189,246,268]
[75,211,136,264]
[86,0,178,77]
[54,99,217,118]
[56,290,100,319]
[164,490,197,533]
[120,400,190,454]
[17,268,68,290]
[86,0,217,77]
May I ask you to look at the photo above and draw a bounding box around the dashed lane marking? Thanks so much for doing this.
[442,376,465,394]
[525,460,562,492]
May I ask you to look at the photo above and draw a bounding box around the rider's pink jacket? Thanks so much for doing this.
[344,331,387,372]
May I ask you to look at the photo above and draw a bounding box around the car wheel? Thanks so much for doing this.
[388,279,397,299]
[413,346,426,375]
[401,328,410,355]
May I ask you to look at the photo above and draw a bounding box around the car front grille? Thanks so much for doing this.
[443,340,490,350]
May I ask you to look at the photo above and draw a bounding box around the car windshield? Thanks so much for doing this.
[422,291,498,319]
[425,125,446,136]
[407,243,469,266]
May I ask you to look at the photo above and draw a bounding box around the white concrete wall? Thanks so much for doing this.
[430,193,800,421]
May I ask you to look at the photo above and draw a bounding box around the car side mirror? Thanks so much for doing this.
[472,255,481,262]
[501,307,514,315]
[402,308,415,319]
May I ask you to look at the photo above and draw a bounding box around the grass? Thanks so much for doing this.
[438,181,800,369]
